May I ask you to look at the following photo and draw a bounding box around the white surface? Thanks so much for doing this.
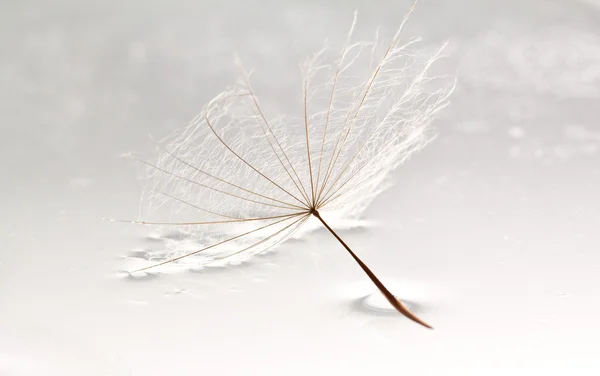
[2,0,600,375]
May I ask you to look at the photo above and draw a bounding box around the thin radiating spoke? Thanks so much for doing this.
[211,214,310,263]
[237,64,312,206]
[153,190,242,220]
[316,44,452,209]
[112,212,304,226]
[135,156,305,211]
[129,214,304,273]
[316,59,390,203]
[157,144,307,210]
[317,135,401,209]
[314,12,357,206]
[303,71,316,206]
[316,1,418,204]
[317,119,411,208]
[205,101,310,208]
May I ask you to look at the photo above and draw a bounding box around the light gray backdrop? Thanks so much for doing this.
[1,0,599,375]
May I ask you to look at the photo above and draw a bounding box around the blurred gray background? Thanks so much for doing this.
[1,0,600,375]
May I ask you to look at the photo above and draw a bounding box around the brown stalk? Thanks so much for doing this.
[312,209,432,329]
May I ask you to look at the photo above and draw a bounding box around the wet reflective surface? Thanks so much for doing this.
[2,0,600,374]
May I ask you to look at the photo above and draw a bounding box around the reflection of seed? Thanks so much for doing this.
[362,292,414,313]
[147,232,161,241]
[125,270,157,280]
[128,249,150,259]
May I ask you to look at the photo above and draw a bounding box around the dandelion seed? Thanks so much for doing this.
[115,1,454,329]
